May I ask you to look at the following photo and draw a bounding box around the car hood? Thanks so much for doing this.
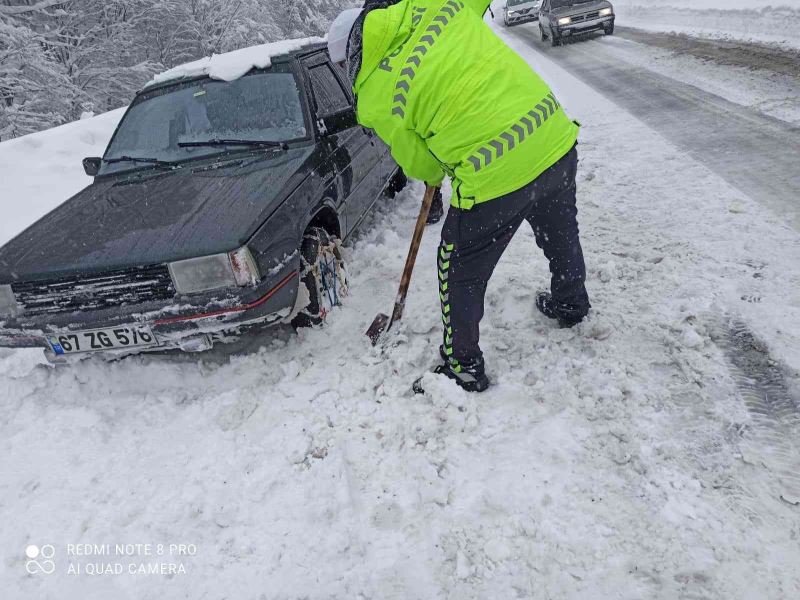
[0,147,313,282]
[507,2,539,10]
[551,0,611,17]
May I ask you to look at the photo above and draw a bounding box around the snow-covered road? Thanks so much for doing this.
[2,19,800,600]
[502,23,800,230]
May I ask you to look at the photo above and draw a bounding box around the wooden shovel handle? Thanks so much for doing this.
[389,185,438,326]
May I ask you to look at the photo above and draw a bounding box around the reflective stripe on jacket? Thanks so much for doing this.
[354,0,579,209]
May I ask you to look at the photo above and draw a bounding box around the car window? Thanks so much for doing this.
[101,68,307,175]
[306,63,350,116]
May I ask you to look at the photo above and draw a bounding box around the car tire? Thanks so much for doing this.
[604,23,615,35]
[385,168,408,199]
[550,28,561,46]
[291,227,349,329]
[540,23,549,41]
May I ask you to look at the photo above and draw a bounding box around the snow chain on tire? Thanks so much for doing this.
[291,228,349,328]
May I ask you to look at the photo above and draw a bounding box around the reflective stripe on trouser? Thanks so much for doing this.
[438,145,590,364]
[438,241,460,372]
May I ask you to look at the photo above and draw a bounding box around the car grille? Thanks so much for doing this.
[12,265,176,317]
[571,11,600,22]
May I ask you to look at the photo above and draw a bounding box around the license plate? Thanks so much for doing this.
[46,325,158,355]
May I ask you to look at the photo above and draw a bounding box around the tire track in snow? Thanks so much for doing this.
[712,316,800,506]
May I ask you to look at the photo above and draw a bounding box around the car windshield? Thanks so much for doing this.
[100,68,307,175]
[551,0,593,8]
[508,0,536,6]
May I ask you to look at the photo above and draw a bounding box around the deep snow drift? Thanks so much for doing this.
[1,18,800,600]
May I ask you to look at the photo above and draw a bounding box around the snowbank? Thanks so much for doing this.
[596,35,800,126]
[613,1,800,48]
[148,37,325,87]
[0,109,125,247]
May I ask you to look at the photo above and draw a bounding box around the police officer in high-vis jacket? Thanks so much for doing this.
[329,0,591,392]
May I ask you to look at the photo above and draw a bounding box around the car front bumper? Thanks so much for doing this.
[0,266,300,359]
[505,11,539,25]
[556,15,614,36]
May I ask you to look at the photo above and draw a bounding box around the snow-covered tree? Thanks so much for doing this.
[0,0,358,139]
[0,3,74,139]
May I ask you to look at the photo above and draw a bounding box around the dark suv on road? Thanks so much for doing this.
[0,41,404,362]
[539,0,615,46]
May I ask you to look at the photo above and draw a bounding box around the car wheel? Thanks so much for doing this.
[540,23,549,41]
[604,23,615,35]
[291,227,349,328]
[551,29,562,46]
[385,168,408,199]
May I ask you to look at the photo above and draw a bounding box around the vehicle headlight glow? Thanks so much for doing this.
[508,10,516,14]
[0,284,19,317]
[169,247,260,295]
[558,16,572,25]
[599,7,613,16]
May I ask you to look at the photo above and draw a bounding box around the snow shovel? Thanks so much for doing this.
[367,185,438,345]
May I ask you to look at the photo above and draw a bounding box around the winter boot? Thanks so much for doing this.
[536,292,587,328]
[426,188,445,225]
[413,351,490,394]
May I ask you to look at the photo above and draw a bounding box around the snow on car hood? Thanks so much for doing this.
[147,37,324,88]
[0,147,314,281]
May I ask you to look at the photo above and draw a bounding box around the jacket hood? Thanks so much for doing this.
[353,3,408,95]
[0,147,313,282]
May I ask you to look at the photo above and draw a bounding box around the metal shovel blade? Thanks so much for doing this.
[366,313,390,346]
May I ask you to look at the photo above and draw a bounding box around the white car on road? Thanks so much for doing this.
[503,0,541,27]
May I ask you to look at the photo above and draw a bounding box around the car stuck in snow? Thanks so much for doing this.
[0,39,405,362]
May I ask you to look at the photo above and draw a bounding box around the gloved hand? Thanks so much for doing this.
[426,187,445,226]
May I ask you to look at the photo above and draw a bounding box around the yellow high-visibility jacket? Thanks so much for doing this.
[354,0,579,209]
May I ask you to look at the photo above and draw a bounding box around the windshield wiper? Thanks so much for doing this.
[177,139,289,150]
[103,155,180,169]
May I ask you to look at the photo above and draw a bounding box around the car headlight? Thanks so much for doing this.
[507,9,516,15]
[168,247,260,295]
[558,16,572,25]
[599,7,613,16]
[0,284,20,317]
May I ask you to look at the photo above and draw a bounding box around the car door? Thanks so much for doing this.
[540,0,551,27]
[331,60,395,205]
[328,59,393,231]
[302,54,382,236]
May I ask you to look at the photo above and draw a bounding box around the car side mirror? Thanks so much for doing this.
[83,157,101,177]
[321,107,357,137]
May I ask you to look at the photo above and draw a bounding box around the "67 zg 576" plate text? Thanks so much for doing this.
[47,325,158,355]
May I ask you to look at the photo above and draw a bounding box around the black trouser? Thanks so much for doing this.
[438,146,590,365]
